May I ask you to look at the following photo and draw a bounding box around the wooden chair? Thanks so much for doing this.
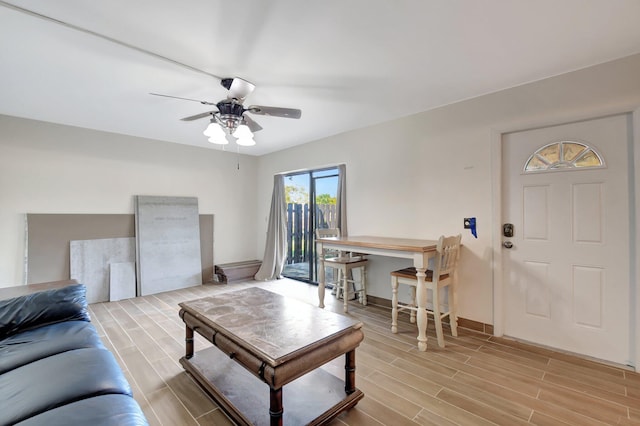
[316,228,368,313]
[390,234,462,347]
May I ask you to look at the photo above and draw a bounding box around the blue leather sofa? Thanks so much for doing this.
[0,282,148,426]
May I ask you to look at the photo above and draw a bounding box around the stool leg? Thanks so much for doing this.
[347,269,356,301]
[318,258,326,309]
[329,266,337,295]
[391,276,399,333]
[342,267,349,313]
[360,266,367,306]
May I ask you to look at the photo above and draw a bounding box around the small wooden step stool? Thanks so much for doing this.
[214,260,262,283]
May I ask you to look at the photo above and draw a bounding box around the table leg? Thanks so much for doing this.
[391,276,399,333]
[344,349,356,394]
[269,387,283,426]
[185,325,194,359]
[415,267,428,351]
[342,268,349,313]
[317,242,326,308]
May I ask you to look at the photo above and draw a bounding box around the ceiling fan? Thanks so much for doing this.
[151,77,302,146]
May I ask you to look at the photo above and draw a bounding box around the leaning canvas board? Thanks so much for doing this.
[135,196,203,296]
[70,237,135,303]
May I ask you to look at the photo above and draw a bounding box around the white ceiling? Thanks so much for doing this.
[1,1,640,156]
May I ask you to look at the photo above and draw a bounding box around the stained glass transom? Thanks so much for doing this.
[524,141,604,172]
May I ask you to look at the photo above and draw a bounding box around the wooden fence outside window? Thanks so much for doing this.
[286,203,337,264]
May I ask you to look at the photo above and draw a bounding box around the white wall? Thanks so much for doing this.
[256,53,640,325]
[0,116,258,287]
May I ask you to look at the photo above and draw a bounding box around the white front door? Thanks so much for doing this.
[502,114,632,365]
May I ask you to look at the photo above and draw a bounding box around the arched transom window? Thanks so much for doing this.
[524,141,604,172]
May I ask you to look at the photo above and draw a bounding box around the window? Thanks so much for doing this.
[282,167,340,283]
[524,141,604,173]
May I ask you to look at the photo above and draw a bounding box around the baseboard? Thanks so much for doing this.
[366,295,494,335]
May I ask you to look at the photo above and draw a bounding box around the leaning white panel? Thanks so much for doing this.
[110,262,136,301]
[135,196,202,296]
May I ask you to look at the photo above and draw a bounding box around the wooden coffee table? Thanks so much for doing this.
[178,287,365,426]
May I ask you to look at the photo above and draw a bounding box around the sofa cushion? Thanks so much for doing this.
[0,321,104,374]
[0,284,90,339]
[0,347,132,425]
[14,394,149,426]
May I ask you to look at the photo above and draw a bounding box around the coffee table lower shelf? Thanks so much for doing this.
[181,346,364,426]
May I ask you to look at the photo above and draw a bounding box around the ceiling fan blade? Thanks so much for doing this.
[180,111,215,121]
[149,92,216,106]
[221,77,255,100]
[247,105,302,119]
[243,115,263,132]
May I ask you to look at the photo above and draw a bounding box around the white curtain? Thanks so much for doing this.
[336,164,348,236]
[254,174,287,281]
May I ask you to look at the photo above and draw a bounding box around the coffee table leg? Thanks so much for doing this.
[345,349,356,394]
[185,325,194,359]
[269,388,283,426]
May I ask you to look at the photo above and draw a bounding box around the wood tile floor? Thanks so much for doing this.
[88,279,640,425]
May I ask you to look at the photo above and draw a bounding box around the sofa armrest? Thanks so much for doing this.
[0,282,90,339]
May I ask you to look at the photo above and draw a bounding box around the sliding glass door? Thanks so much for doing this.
[282,167,339,283]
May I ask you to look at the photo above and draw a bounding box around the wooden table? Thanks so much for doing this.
[178,287,364,426]
[317,235,438,351]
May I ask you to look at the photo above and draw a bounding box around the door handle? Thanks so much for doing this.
[503,241,514,249]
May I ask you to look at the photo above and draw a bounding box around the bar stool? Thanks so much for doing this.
[390,234,461,347]
[316,228,368,313]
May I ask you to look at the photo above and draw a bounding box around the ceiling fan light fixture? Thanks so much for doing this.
[232,123,253,139]
[203,121,225,138]
[235,136,256,146]
[208,134,229,145]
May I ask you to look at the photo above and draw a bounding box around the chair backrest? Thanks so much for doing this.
[434,234,462,277]
[316,228,342,258]
[315,228,340,239]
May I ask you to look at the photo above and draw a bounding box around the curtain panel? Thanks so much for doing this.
[254,175,287,281]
